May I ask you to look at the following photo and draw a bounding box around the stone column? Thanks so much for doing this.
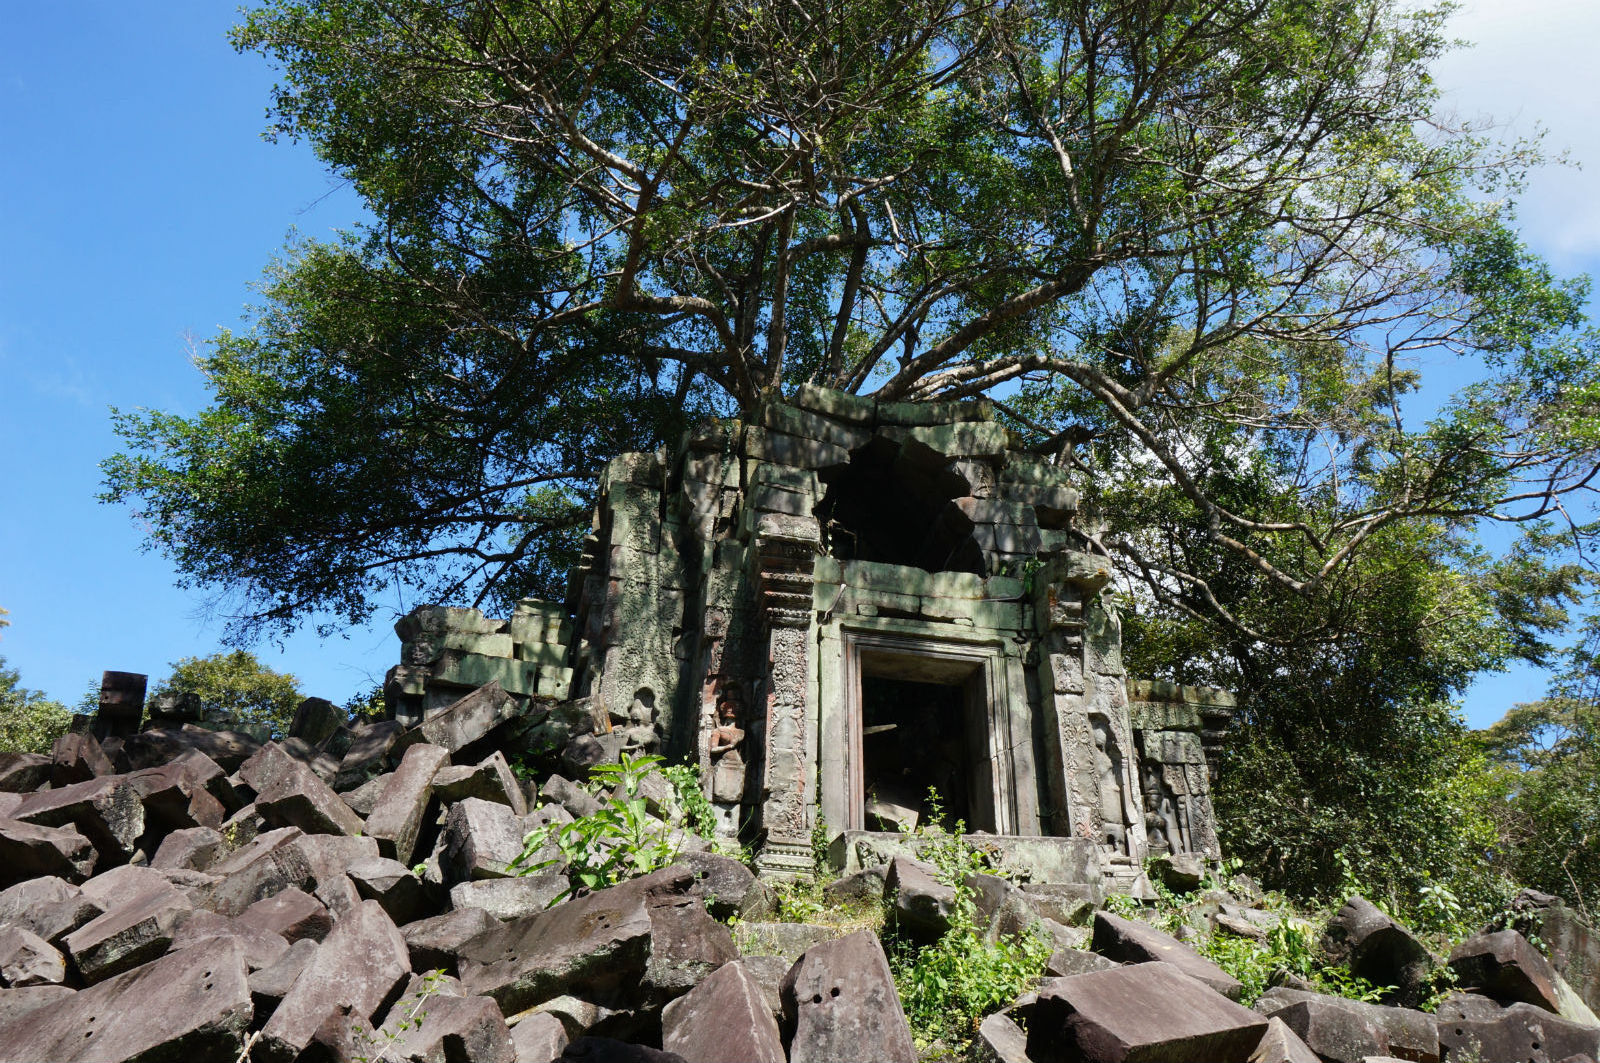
[752,513,820,879]
[93,671,147,740]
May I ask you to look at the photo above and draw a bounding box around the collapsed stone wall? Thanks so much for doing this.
[387,386,1232,885]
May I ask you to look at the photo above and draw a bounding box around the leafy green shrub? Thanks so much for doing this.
[0,657,70,754]
[512,752,679,903]
[662,762,717,841]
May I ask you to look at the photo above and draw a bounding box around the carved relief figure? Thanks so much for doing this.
[708,686,748,803]
[1091,717,1129,850]
[621,687,659,754]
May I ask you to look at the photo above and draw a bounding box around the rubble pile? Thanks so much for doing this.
[2,679,1599,1063]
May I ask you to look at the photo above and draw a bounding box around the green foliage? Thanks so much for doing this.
[352,968,447,1063]
[0,656,71,754]
[512,753,679,903]
[150,650,302,737]
[886,791,1049,1053]
[99,0,1598,652]
[662,763,717,842]
[1477,687,1600,920]
[1195,920,1392,1008]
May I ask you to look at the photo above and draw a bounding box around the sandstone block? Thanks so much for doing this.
[1248,1015,1320,1063]
[511,1011,570,1063]
[13,776,145,863]
[240,742,365,836]
[150,825,225,871]
[1028,962,1268,1063]
[248,936,319,1017]
[662,960,784,1063]
[64,881,193,984]
[457,867,691,1015]
[674,851,756,921]
[393,681,520,756]
[334,719,402,790]
[0,876,82,937]
[782,929,917,1063]
[117,725,261,773]
[50,732,114,786]
[289,696,345,747]
[641,889,737,1002]
[543,774,604,818]
[0,985,76,1030]
[1323,895,1435,1006]
[349,855,439,925]
[1092,911,1245,999]
[0,934,251,1062]
[0,818,96,886]
[432,750,528,814]
[1449,929,1563,1013]
[365,742,450,864]
[1254,987,1438,1063]
[236,885,333,944]
[378,986,516,1063]
[1046,947,1120,978]
[734,922,837,965]
[257,899,411,1063]
[402,907,496,974]
[449,875,567,920]
[886,855,956,942]
[441,796,527,881]
[1437,1000,1600,1063]
[0,926,66,987]
[0,752,51,793]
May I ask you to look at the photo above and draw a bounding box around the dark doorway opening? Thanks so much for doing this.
[861,675,973,832]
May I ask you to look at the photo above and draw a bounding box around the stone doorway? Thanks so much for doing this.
[860,674,975,832]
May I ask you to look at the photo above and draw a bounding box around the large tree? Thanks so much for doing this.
[103,0,1599,642]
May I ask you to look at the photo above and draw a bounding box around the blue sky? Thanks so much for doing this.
[1,1,1597,723]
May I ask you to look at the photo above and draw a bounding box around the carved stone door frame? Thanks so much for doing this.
[818,622,1040,837]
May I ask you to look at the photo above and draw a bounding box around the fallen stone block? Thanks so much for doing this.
[674,851,756,921]
[365,742,450,865]
[449,875,567,920]
[641,890,737,1002]
[1092,910,1245,999]
[393,681,520,757]
[886,855,956,942]
[968,872,1045,944]
[377,983,516,1063]
[662,959,784,1063]
[557,1037,688,1062]
[734,922,837,965]
[0,926,66,987]
[349,855,440,925]
[441,796,528,881]
[1513,891,1600,1017]
[286,832,379,917]
[249,935,319,1018]
[12,776,145,864]
[1323,896,1435,1006]
[50,732,115,786]
[1019,882,1102,926]
[241,742,366,836]
[1254,987,1438,1063]
[257,899,412,1063]
[402,907,497,974]
[511,1011,570,1063]
[1045,946,1119,977]
[432,750,528,815]
[64,881,193,984]
[117,725,261,773]
[542,774,604,818]
[0,752,51,793]
[340,772,390,816]
[151,824,225,871]
[976,1010,1033,1063]
[1248,1015,1320,1063]
[0,985,76,1029]
[782,929,916,1063]
[457,867,690,1014]
[822,868,886,909]
[0,819,96,887]
[236,884,333,944]
[289,696,345,748]
[1438,1000,1600,1063]
[334,719,403,790]
[168,908,290,973]
[1028,962,1268,1063]
[1450,929,1563,1013]
[1150,852,1207,893]
[0,933,251,1061]
[0,876,82,935]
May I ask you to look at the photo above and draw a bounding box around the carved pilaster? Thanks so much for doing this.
[753,514,819,878]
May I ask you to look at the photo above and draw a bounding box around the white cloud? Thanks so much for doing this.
[1430,0,1600,270]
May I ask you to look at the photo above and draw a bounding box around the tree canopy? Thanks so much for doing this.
[152,650,303,736]
[102,0,1599,651]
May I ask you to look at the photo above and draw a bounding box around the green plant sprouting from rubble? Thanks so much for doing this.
[511,752,681,903]
[888,790,1052,1055]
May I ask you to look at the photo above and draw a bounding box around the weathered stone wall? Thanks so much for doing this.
[386,385,1229,884]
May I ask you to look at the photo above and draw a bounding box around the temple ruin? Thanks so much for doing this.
[386,385,1232,889]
